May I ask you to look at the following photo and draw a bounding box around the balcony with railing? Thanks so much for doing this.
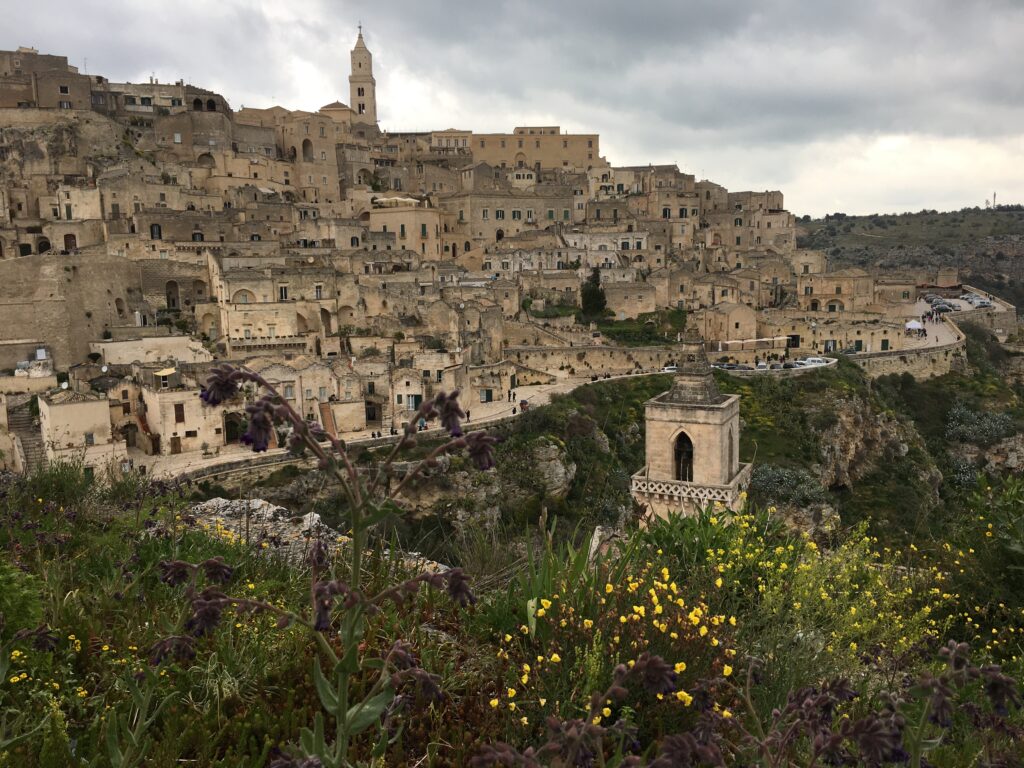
[631,463,752,506]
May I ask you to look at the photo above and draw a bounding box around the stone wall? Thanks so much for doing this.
[852,328,967,380]
[505,344,684,376]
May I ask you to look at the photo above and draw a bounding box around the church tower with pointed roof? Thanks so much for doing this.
[349,27,377,124]
[631,330,751,518]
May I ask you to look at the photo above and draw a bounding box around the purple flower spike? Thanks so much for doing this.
[434,390,466,437]
[465,431,500,471]
[242,396,277,452]
[200,364,244,406]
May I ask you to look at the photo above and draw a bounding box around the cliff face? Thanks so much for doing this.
[392,437,578,530]
[816,395,940,503]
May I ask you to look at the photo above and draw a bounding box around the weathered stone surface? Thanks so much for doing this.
[190,497,334,562]
[776,502,841,540]
[531,439,577,499]
[962,433,1024,474]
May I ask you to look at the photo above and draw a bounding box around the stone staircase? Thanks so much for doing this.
[6,401,46,473]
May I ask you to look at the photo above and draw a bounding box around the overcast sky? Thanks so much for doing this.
[6,0,1024,216]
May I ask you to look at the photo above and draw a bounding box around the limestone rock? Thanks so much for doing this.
[530,439,576,500]
[183,497,332,562]
[777,502,841,540]
[965,432,1024,474]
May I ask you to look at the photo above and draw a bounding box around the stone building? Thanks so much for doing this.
[631,336,751,518]
[39,388,129,476]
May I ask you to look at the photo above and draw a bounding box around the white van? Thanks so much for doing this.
[803,357,829,366]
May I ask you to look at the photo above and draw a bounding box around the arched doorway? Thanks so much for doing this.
[320,307,333,335]
[827,300,844,313]
[197,153,214,168]
[150,223,162,240]
[231,289,255,304]
[810,299,820,311]
[495,229,504,241]
[224,412,245,443]
[302,139,314,162]
[165,280,180,310]
[296,313,309,333]
[64,234,77,251]
[674,432,694,482]
[350,236,359,247]
[38,239,51,254]
[206,99,216,112]
[192,98,203,111]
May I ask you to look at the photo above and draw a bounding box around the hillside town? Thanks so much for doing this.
[0,36,1017,486]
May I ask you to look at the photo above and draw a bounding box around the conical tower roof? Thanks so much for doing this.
[662,329,725,405]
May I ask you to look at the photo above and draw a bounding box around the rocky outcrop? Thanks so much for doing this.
[187,497,445,570]
[189,497,335,562]
[815,396,939,496]
[776,502,842,541]
[377,436,578,532]
[530,439,577,499]
[816,397,903,488]
[961,433,1024,474]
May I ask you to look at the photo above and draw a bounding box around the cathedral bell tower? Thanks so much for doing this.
[631,331,751,518]
[349,28,377,124]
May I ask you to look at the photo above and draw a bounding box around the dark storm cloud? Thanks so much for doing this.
[4,0,1023,213]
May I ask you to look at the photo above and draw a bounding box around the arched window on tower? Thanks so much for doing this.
[674,432,694,482]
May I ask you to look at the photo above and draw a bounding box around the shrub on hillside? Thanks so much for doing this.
[945,402,1015,446]
[747,464,827,508]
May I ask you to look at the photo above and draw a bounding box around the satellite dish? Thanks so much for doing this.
[101,365,109,373]
[61,381,69,390]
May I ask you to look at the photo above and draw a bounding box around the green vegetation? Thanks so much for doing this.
[0,461,1019,766]
[579,267,607,319]
[596,308,687,346]
[799,207,1024,253]
[2,347,1022,764]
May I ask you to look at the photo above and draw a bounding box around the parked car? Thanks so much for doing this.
[769,363,783,370]
[661,365,678,373]
[782,362,801,369]
[755,361,768,370]
[734,364,754,371]
[803,357,829,366]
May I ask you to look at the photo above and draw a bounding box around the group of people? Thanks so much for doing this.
[367,428,399,439]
